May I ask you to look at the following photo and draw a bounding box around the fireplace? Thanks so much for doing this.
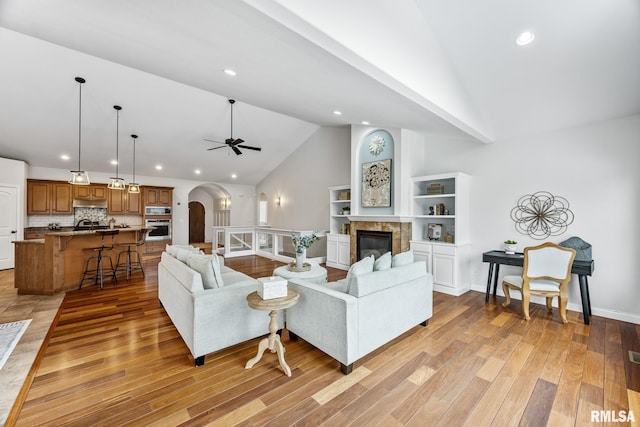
[350,220,411,264]
[356,230,393,261]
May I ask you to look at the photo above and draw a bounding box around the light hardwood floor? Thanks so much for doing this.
[0,269,64,426]
[5,256,640,426]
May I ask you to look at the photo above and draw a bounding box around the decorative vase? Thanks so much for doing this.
[295,248,306,268]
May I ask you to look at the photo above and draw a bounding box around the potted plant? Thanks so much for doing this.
[291,231,320,268]
[504,240,517,254]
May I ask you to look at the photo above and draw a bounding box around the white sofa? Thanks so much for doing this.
[286,256,433,374]
[158,248,282,366]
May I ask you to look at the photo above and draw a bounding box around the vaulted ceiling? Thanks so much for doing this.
[0,0,638,184]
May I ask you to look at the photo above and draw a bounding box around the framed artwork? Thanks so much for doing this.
[361,159,391,207]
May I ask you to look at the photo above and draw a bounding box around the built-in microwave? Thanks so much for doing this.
[145,206,171,215]
[145,219,172,241]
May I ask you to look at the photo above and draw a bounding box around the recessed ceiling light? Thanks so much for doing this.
[361,121,370,125]
[155,165,163,170]
[60,154,70,160]
[333,110,342,116]
[516,31,535,46]
[223,69,237,76]
[110,160,118,165]
[194,169,201,175]
[231,173,237,179]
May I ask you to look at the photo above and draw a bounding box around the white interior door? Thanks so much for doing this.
[0,186,18,270]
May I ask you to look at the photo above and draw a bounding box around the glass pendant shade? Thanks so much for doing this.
[127,183,140,194]
[108,105,125,190]
[128,134,140,193]
[108,177,126,190]
[69,170,90,185]
[69,77,90,185]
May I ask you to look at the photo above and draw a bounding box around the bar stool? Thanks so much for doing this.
[115,228,149,280]
[79,229,119,289]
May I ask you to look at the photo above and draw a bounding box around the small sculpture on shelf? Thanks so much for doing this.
[427,224,442,241]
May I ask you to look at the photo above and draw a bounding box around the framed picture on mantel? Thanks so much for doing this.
[361,159,391,207]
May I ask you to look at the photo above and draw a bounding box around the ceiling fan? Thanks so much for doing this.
[205,99,262,155]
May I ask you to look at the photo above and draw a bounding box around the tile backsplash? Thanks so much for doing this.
[27,208,143,228]
[75,207,108,224]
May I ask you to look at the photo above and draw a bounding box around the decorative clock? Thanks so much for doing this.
[368,135,385,156]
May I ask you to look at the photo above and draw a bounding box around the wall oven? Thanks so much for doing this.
[145,219,172,241]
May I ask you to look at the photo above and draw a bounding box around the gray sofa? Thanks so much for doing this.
[158,248,282,366]
[286,259,433,374]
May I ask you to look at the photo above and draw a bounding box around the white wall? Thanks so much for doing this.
[420,114,640,323]
[256,126,351,230]
[0,158,27,241]
[27,166,256,245]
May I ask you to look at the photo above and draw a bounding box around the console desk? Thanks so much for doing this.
[482,250,595,324]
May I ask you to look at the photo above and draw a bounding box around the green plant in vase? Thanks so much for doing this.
[504,240,517,254]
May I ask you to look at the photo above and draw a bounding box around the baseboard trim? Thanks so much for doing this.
[469,284,640,325]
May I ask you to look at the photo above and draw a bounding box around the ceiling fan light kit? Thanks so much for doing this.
[68,77,90,185]
[108,105,126,190]
[205,99,262,155]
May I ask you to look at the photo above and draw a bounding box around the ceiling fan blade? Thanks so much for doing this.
[207,146,226,151]
[203,138,225,144]
[231,145,242,155]
[230,138,244,146]
[237,145,261,151]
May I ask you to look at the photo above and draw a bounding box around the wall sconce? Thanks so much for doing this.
[275,195,281,206]
[222,198,228,209]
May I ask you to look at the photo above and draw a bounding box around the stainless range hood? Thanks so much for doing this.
[73,199,108,208]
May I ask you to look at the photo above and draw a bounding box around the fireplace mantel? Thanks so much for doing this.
[347,215,413,223]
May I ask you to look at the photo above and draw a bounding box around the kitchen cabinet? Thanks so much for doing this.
[144,187,172,207]
[108,189,142,215]
[24,230,46,240]
[27,180,73,215]
[144,240,170,255]
[74,184,107,200]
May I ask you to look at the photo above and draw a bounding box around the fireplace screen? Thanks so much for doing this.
[357,230,392,261]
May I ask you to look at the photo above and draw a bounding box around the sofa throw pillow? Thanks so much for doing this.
[187,254,219,289]
[392,249,414,267]
[166,244,201,261]
[374,251,392,271]
[212,254,224,287]
[345,255,374,291]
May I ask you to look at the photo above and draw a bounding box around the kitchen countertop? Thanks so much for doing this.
[14,238,45,244]
[45,226,147,237]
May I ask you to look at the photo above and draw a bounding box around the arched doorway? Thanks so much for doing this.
[189,201,205,243]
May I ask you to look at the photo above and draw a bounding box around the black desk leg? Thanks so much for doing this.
[492,264,501,297]
[485,263,495,302]
[585,276,592,314]
[579,275,591,325]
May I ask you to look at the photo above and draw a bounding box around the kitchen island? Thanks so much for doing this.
[14,227,148,295]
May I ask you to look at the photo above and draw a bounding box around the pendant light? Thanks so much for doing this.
[108,105,125,190]
[68,77,90,185]
[127,134,140,193]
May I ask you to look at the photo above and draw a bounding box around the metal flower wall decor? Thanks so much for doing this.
[510,191,574,239]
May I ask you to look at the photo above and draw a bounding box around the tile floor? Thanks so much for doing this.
[0,269,64,426]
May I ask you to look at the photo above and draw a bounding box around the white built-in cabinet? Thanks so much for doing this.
[326,185,351,270]
[410,172,471,295]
